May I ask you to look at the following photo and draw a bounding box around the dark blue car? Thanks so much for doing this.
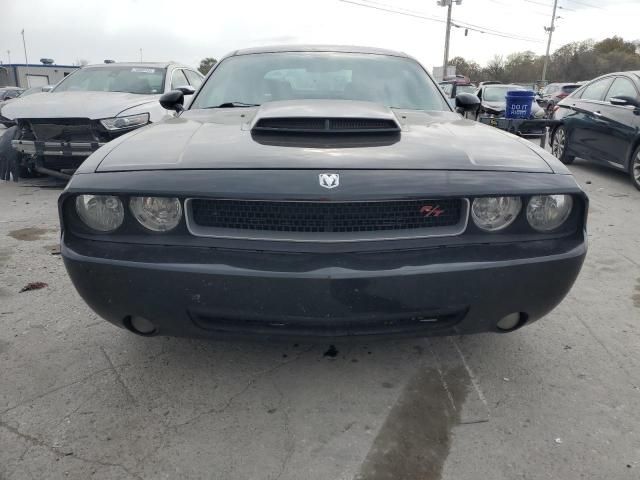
[551,71,640,190]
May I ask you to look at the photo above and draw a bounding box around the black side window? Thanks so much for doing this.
[171,69,189,90]
[581,78,613,102]
[605,77,638,102]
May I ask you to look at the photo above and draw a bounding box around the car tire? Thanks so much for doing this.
[630,145,640,191]
[0,126,20,181]
[551,126,575,165]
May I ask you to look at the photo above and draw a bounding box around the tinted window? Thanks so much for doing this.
[171,69,189,90]
[606,77,638,102]
[561,85,580,94]
[580,78,612,101]
[54,66,165,94]
[192,52,449,111]
[184,70,203,87]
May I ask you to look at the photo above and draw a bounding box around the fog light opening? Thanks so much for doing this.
[125,316,157,336]
[496,312,527,332]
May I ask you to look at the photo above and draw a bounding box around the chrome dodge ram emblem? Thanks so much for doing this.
[319,173,339,189]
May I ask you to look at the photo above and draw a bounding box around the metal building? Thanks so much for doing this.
[0,64,79,88]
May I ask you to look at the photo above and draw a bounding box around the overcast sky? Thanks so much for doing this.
[1,0,638,72]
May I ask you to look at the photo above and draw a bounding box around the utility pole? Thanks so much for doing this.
[438,0,462,78]
[7,50,10,64]
[541,0,558,83]
[21,29,29,87]
[21,29,28,66]
[140,48,143,62]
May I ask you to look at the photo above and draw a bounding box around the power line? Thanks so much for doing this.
[450,19,542,41]
[338,0,543,43]
[562,0,605,10]
[338,0,444,23]
[487,0,549,17]
[522,0,575,12]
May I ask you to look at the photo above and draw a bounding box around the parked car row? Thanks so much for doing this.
[538,82,581,117]
[550,70,640,190]
[0,62,203,180]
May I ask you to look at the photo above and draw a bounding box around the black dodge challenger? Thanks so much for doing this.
[59,45,588,339]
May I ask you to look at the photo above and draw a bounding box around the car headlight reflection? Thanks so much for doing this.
[471,196,522,232]
[130,196,182,232]
[526,195,573,232]
[100,113,149,131]
[75,195,124,232]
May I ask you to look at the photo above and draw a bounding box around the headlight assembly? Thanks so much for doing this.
[526,195,573,232]
[471,196,522,232]
[130,197,182,232]
[75,195,124,232]
[100,113,149,131]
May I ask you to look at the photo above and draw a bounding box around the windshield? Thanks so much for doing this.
[440,83,454,96]
[191,52,449,111]
[54,66,166,94]
[457,85,476,95]
[483,85,524,102]
[20,87,44,97]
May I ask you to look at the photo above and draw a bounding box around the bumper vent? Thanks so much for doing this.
[186,198,468,242]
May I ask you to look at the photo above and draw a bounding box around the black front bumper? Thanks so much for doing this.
[62,233,586,340]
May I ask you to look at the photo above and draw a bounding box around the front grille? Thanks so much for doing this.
[188,198,466,240]
[25,118,105,142]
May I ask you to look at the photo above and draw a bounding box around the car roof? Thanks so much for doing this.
[589,71,640,81]
[229,44,410,58]
[82,62,183,69]
[484,84,523,88]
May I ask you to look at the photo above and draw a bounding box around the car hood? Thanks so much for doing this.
[1,91,159,120]
[92,101,554,173]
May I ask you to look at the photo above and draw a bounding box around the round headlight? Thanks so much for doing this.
[471,196,522,232]
[75,195,124,232]
[526,195,573,232]
[129,196,182,232]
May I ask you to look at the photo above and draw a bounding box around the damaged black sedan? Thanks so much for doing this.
[59,46,587,339]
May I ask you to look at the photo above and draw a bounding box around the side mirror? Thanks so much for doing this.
[455,92,481,114]
[41,85,53,92]
[174,85,196,95]
[610,96,640,108]
[160,90,185,113]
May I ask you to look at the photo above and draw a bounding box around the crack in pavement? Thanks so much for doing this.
[1,414,145,480]
[171,345,315,429]
[272,377,294,480]
[0,365,119,417]
[100,345,138,406]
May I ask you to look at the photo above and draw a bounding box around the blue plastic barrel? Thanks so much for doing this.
[505,90,536,119]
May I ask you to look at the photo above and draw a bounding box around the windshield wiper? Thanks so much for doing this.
[208,102,261,108]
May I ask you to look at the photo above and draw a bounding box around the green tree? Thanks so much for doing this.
[449,56,482,81]
[593,36,637,55]
[484,55,505,80]
[198,57,218,75]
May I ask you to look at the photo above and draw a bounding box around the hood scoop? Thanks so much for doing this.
[253,117,400,133]
[250,100,401,134]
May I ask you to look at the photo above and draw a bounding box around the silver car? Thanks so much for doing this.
[0,62,203,180]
